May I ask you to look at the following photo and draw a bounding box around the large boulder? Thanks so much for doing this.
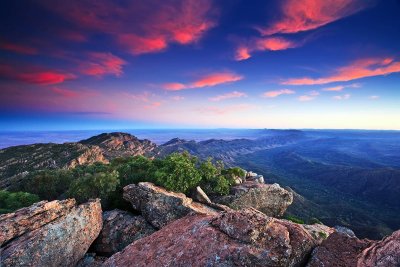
[123,182,218,228]
[212,181,293,217]
[93,209,156,256]
[103,208,332,267]
[0,199,76,246]
[0,199,102,267]
[307,232,373,267]
[358,229,400,267]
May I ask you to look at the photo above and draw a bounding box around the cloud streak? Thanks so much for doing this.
[263,89,295,98]
[235,37,298,61]
[259,0,369,35]
[164,71,243,90]
[209,91,247,101]
[40,0,217,56]
[283,57,400,85]
[80,52,127,77]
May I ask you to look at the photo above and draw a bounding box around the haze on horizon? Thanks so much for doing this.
[1,0,400,131]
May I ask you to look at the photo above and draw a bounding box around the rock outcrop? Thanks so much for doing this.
[307,231,373,267]
[358,230,400,267]
[212,181,293,217]
[0,199,102,267]
[93,209,156,256]
[0,199,76,246]
[103,208,332,267]
[123,182,218,228]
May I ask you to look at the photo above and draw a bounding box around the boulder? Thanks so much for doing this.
[0,199,76,246]
[77,253,107,267]
[123,182,218,228]
[358,230,400,267]
[212,181,293,217]
[0,199,102,267]
[307,231,373,267]
[103,208,332,267]
[93,209,156,256]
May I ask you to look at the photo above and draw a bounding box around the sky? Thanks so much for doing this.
[0,0,400,130]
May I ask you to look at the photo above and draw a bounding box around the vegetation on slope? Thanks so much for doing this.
[5,152,244,211]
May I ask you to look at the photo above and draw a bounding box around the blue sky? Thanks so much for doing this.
[0,0,399,130]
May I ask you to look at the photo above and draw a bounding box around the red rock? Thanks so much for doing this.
[0,199,76,246]
[123,182,218,228]
[358,230,400,267]
[307,232,373,267]
[93,209,156,256]
[0,199,102,267]
[103,208,331,267]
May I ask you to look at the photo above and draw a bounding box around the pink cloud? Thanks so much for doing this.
[263,89,295,98]
[0,41,38,55]
[80,52,127,77]
[283,57,400,85]
[50,87,80,98]
[235,37,298,61]
[258,0,369,35]
[298,95,316,101]
[323,83,362,91]
[163,71,243,90]
[209,91,247,102]
[171,96,185,101]
[144,102,162,109]
[40,0,217,56]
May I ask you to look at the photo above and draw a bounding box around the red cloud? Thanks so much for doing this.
[0,63,76,85]
[50,87,80,98]
[235,37,298,61]
[163,71,243,90]
[192,72,243,88]
[209,91,247,102]
[259,0,369,35]
[283,57,400,85]
[263,89,295,98]
[40,0,217,55]
[0,41,38,55]
[80,52,127,77]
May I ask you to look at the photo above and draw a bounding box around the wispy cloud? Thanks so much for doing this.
[258,0,370,35]
[333,94,351,100]
[0,40,38,55]
[209,91,247,102]
[235,37,298,61]
[197,104,253,115]
[323,83,361,91]
[369,95,380,100]
[298,90,319,101]
[80,52,127,77]
[283,57,400,85]
[40,0,217,55]
[262,89,295,98]
[163,71,243,91]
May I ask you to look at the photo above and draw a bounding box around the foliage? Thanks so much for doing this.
[286,215,305,224]
[153,152,202,194]
[318,231,328,239]
[0,190,40,214]
[9,151,245,210]
[67,164,119,206]
[23,169,74,200]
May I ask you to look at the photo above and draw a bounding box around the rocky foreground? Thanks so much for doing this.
[0,178,399,266]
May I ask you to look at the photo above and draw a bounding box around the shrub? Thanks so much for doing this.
[153,152,202,194]
[67,169,119,206]
[23,169,74,200]
[0,190,39,213]
[116,156,154,186]
[286,215,305,224]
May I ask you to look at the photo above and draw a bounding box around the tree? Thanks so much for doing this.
[0,190,39,213]
[116,156,154,186]
[153,152,202,194]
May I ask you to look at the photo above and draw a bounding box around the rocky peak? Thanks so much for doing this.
[80,132,156,159]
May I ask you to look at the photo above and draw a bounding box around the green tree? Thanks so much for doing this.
[67,170,119,206]
[116,156,154,186]
[0,190,40,213]
[153,152,202,194]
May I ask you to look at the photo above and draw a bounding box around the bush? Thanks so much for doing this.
[116,156,154,186]
[0,190,39,213]
[286,215,305,224]
[153,152,202,194]
[67,168,119,206]
[23,169,74,200]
